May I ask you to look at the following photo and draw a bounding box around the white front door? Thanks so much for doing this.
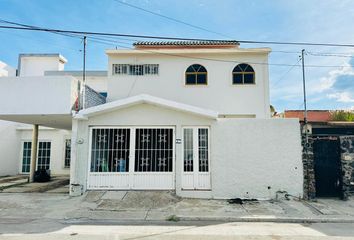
[182,127,211,190]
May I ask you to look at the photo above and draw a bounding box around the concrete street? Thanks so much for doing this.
[1,191,354,239]
[1,220,354,239]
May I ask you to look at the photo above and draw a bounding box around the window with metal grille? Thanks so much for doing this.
[185,64,207,85]
[90,128,130,172]
[198,128,209,172]
[183,127,209,173]
[112,64,159,76]
[232,63,255,84]
[113,64,128,75]
[21,141,52,173]
[21,141,32,173]
[135,128,173,172]
[183,129,193,172]
[64,139,71,168]
[37,142,51,170]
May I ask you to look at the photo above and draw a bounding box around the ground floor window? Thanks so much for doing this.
[21,141,51,173]
[183,127,209,172]
[21,141,32,173]
[90,127,174,173]
[135,128,173,172]
[91,128,131,172]
[64,139,71,168]
[37,142,51,170]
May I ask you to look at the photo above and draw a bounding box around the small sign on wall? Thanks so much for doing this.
[175,139,182,144]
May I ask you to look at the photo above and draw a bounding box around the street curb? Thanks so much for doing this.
[177,216,354,223]
[63,216,354,224]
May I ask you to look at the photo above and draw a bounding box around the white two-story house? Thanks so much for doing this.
[69,41,303,199]
[0,41,303,199]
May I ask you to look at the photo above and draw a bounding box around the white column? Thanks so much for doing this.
[29,124,39,182]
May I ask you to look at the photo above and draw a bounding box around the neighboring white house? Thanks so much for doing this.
[0,55,107,176]
[0,41,303,199]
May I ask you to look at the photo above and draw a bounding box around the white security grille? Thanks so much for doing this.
[135,128,173,172]
[90,128,130,172]
[198,128,209,172]
[182,127,210,190]
[183,129,193,172]
[37,141,51,170]
[112,64,159,76]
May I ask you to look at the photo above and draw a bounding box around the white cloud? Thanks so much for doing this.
[327,92,354,103]
[315,61,354,93]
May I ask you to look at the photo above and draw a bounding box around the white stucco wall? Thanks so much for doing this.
[18,128,71,175]
[71,103,303,199]
[19,55,66,77]
[0,121,21,176]
[0,76,78,116]
[107,49,270,118]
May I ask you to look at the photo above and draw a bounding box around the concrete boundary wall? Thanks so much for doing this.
[71,104,303,199]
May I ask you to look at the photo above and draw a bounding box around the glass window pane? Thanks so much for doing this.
[233,74,243,84]
[183,129,193,172]
[186,74,196,84]
[244,73,254,84]
[197,74,207,84]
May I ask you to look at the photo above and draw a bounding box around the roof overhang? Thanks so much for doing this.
[75,94,218,120]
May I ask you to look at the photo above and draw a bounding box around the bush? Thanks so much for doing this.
[330,110,354,122]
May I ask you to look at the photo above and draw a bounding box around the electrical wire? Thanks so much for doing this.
[2,24,354,48]
[113,0,232,39]
[272,58,302,87]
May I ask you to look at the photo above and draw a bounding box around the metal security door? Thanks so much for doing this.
[313,137,342,198]
[182,127,210,190]
[88,127,175,190]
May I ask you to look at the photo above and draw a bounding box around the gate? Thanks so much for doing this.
[87,127,175,190]
[313,137,342,197]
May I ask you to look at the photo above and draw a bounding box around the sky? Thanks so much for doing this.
[0,0,354,112]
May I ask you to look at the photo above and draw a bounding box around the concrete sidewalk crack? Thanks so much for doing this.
[144,207,152,220]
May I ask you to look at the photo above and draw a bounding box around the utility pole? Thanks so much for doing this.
[301,49,308,144]
[82,36,87,109]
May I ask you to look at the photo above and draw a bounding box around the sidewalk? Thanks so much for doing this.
[0,191,354,223]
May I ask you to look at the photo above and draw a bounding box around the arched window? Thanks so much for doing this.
[185,64,207,85]
[232,63,255,84]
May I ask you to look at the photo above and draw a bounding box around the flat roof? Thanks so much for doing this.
[19,53,68,63]
[44,70,107,77]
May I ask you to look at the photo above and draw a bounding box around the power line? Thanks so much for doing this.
[82,37,354,68]
[2,24,354,48]
[272,58,301,87]
[113,0,231,39]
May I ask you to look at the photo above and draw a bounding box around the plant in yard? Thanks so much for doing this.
[166,215,180,222]
[330,110,354,122]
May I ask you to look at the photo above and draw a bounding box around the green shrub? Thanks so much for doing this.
[330,110,354,122]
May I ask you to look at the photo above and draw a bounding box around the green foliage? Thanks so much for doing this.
[330,110,354,122]
[166,215,180,222]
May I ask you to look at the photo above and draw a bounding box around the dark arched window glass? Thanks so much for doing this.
[185,64,207,85]
[232,63,255,84]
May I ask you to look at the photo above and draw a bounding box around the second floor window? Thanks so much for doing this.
[185,64,207,85]
[232,63,255,84]
[113,64,159,76]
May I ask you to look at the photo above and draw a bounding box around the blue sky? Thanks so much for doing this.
[1,0,354,112]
